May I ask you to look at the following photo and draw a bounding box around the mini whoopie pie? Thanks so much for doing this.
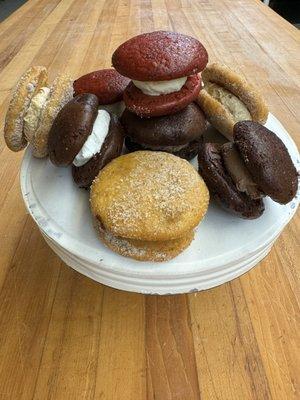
[198,121,298,219]
[122,102,207,160]
[48,93,124,188]
[73,68,130,117]
[90,151,209,261]
[112,31,208,117]
[197,63,268,140]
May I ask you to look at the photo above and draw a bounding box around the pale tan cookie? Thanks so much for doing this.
[197,63,268,140]
[4,66,48,151]
[96,217,194,262]
[32,74,73,158]
[90,151,209,242]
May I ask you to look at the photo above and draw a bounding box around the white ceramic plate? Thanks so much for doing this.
[20,114,299,294]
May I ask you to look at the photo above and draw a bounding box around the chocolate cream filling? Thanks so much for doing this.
[221,142,263,199]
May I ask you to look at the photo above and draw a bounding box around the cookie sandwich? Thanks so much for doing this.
[198,121,298,218]
[4,66,73,158]
[121,103,207,160]
[90,151,209,261]
[73,68,130,117]
[197,63,268,140]
[112,31,208,159]
[48,93,124,188]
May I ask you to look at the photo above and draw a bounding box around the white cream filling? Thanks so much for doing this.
[132,77,187,96]
[23,87,51,139]
[73,109,110,167]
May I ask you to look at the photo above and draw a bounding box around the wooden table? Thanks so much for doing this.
[0,0,299,399]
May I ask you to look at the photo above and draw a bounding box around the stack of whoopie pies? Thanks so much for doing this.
[112,31,209,160]
[2,30,299,262]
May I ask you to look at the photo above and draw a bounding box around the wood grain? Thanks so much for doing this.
[146,295,200,400]
[0,0,299,399]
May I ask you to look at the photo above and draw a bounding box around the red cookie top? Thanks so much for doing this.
[112,31,208,81]
[73,68,130,104]
[123,75,201,118]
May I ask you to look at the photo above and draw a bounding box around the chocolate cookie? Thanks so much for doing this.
[198,143,265,219]
[121,102,206,147]
[48,94,99,166]
[234,121,298,204]
[112,31,208,81]
[72,114,124,188]
[123,75,201,117]
[73,69,130,104]
[125,136,202,161]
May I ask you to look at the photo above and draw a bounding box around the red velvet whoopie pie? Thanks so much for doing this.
[112,31,208,117]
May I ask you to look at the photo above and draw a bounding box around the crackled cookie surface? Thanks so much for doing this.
[90,151,209,243]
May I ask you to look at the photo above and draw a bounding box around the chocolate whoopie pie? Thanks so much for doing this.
[234,121,298,204]
[122,102,206,160]
[72,114,124,188]
[125,136,203,161]
[198,121,298,218]
[198,143,264,219]
[112,31,208,117]
[48,94,99,166]
[48,93,124,188]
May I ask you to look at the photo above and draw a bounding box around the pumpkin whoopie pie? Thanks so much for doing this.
[90,151,209,261]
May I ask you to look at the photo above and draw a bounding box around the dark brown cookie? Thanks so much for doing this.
[112,31,208,80]
[73,69,130,104]
[48,94,99,166]
[125,136,203,161]
[72,114,124,188]
[121,102,206,147]
[123,75,201,117]
[198,143,265,219]
[234,121,298,204]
